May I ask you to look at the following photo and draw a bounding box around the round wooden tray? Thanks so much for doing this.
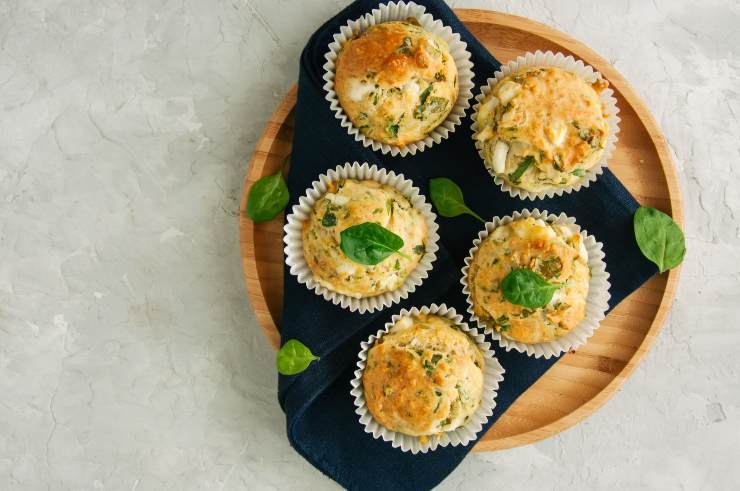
[239,9,683,451]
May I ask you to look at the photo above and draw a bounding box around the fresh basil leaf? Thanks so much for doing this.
[246,171,290,223]
[340,222,409,265]
[508,155,535,184]
[633,206,686,272]
[501,268,562,309]
[276,339,319,375]
[429,177,485,223]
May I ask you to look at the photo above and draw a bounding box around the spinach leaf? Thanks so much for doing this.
[413,85,436,120]
[501,268,562,309]
[321,212,337,227]
[340,222,409,265]
[539,257,563,279]
[494,314,510,332]
[419,83,433,104]
[397,36,413,55]
[246,171,290,222]
[414,84,447,120]
[553,154,564,171]
[571,168,585,177]
[276,339,320,375]
[633,206,686,272]
[386,122,400,138]
[508,155,535,184]
[429,177,485,224]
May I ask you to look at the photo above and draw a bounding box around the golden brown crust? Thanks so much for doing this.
[362,314,484,436]
[467,218,590,343]
[335,21,458,146]
[337,22,438,85]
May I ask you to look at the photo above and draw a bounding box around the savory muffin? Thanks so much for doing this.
[362,314,484,436]
[302,179,427,298]
[474,66,609,192]
[335,19,458,146]
[467,217,590,343]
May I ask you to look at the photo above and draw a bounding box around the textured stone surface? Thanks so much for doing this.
[1,0,738,489]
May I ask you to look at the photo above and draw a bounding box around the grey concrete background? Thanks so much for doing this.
[1,0,738,489]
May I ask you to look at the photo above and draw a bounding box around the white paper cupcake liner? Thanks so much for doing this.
[283,162,440,313]
[350,303,505,453]
[461,209,611,359]
[323,1,475,157]
[470,51,621,200]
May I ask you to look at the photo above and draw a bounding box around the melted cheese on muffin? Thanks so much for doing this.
[362,314,484,436]
[301,179,427,298]
[467,217,590,343]
[475,67,609,192]
[335,19,458,146]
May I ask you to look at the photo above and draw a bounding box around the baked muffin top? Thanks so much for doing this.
[362,313,484,436]
[474,66,609,192]
[335,20,458,146]
[467,217,590,343]
[301,179,427,298]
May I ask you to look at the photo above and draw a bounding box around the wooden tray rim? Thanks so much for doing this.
[239,9,683,452]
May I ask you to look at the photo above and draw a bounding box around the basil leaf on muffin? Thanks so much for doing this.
[246,171,290,223]
[340,222,410,266]
[501,268,563,309]
[303,179,427,297]
[277,339,320,375]
[633,206,685,272]
[429,177,485,223]
[467,217,592,343]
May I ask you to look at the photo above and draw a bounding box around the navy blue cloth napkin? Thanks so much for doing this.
[277,1,658,489]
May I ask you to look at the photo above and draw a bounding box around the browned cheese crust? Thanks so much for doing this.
[362,314,484,436]
[335,20,458,146]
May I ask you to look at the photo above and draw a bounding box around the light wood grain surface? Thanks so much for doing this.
[238,9,682,452]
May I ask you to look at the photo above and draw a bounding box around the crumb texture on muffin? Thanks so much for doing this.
[362,314,485,436]
[301,179,427,298]
[467,217,590,343]
[475,66,609,192]
[335,20,458,146]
